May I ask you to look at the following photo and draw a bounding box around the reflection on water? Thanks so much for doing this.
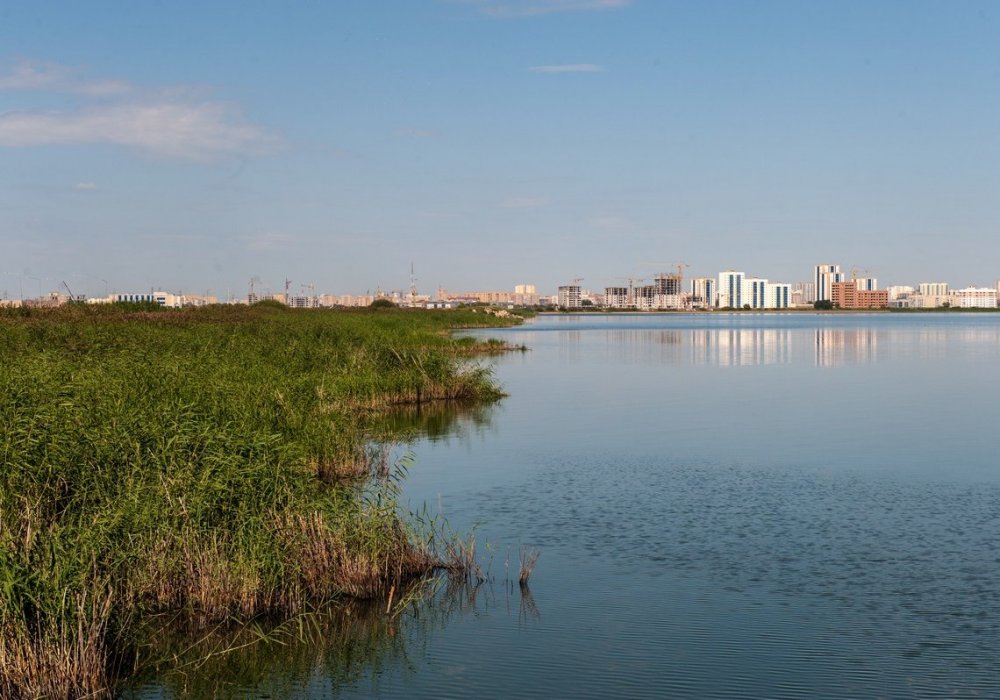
[134,314,1000,699]
[518,316,1000,368]
[364,400,497,444]
[122,578,539,699]
[814,328,879,367]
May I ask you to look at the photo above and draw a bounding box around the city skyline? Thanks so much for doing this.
[4,2,1000,294]
[0,258,995,303]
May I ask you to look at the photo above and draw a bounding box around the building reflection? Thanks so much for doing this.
[813,328,879,367]
[688,328,792,367]
[602,329,682,364]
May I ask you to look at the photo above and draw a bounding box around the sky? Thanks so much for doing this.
[2,0,1000,299]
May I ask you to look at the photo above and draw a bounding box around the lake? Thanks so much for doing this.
[127,313,1000,699]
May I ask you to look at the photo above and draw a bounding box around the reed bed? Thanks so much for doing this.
[0,303,520,698]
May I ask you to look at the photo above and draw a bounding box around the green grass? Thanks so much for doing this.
[0,303,520,698]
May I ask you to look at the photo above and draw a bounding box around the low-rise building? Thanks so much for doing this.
[831,281,888,309]
[951,287,998,308]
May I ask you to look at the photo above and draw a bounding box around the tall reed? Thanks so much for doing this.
[0,303,520,697]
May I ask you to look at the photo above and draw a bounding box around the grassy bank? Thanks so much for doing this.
[0,303,520,698]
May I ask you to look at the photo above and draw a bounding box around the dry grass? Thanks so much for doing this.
[518,547,541,585]
[0,589,119,700]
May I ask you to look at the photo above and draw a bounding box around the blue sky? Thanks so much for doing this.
[2,0,999,298]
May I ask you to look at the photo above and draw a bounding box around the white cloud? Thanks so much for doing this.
[460,0,630,18]
[0,96,279,161]
[0,59,279,161]
[0,58,130,96]
[74,182,98,190]
[529,63,604,73]
[502,196,547,209]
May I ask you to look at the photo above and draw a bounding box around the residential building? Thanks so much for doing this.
[951,287,998,308]
[886,285,914,301]
[737,278,791,309]
[918,282,949,297]
[717,270,744,308]
[439,287,539,306]
[112,291,183,308]
[766,282,791,309]
[604,287,630,309]
[814,264,844,302]
[853,277,878,291]
[689,277,716,308]
[831,281,888,309]
[744,278,769,309]
[557,285,581,308]
[792,282,816,305]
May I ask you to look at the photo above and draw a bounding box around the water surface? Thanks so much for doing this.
[128,313,1000,699]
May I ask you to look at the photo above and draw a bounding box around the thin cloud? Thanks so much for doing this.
[0,59,279,161]
[462,0,631,18]
[0,94,279,162]
[529,63,604,73]
[74,182,98,191]
[0,58,130,96]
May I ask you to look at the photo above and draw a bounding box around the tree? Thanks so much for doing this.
[369,298,395,309]
[814,299,833,310]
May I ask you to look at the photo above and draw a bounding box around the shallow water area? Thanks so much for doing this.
[126,313,1000,699]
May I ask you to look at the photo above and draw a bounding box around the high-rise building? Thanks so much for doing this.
[814,264,844,302]
[557,285,581,308]
[690,277,716,308]
[717,270,745,308]
[604,287,629,308]
[766,282,791,309]
[744,278,769,309]
[853,277,878,291]
[918,282,949,297]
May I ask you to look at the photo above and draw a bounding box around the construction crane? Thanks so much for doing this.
[61,280,79,303]
[300,282,316,308]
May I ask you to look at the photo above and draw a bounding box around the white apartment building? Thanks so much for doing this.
[740,278,791,309]
[690,277,716,308]
[854,277,878,291]
[111,291,182,308]
[952,287,998,308]
[886,285,914,301]
[717,270,745,308]
[744,278,769,309]
[814,264,844,302]
[766,282,791,309]
[919,282,949,297]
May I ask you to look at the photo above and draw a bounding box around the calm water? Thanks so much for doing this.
[128,313,1000,699]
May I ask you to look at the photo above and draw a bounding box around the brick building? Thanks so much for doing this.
[831,281,888,309]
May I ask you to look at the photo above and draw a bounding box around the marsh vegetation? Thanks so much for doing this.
[0,303,520,698]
